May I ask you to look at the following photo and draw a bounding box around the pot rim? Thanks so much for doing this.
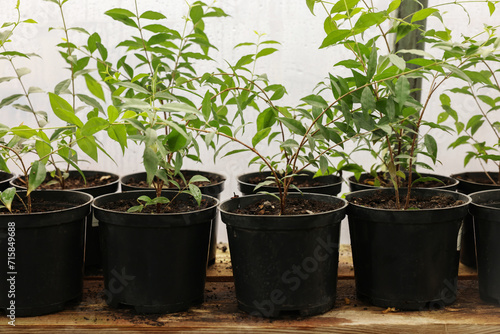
[346,187,471,212]
[119,169,227,188]
[236,170,343,189]
[348,172,459,188]
[219,192,347,218]
[92,189,219,216]
[470,188,500,210]
[0,189,93,217]
[10,169,120,191]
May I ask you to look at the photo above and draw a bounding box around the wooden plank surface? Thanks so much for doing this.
[2,245,497,334]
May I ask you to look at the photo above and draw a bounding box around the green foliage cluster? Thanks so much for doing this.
[0,0,499,214]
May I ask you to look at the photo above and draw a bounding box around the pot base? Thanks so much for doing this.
[108,295,204,314]
[7,294,82,318]
[356,292,456,311]
[237,300,335,318]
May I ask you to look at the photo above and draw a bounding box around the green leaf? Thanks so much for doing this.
[105,8,136,17]
[190,5,204,23]
[424,134,438,163]
[49,93,83,127]
[27,160,46,195]
[388,54,406,71]
[189,175,210,185]
[0,187,16,212]
[35,140,52,163]
[387,0,401,13]
[82,117,109,136]
[257,108,276,130]
[188,183,203,206]
[143,147,159,184]
[361,87,376,112]
[202,91,213,121]
[10,125,36,139]
[466,115,484,135]
[353,12,386,33]
[84,74,105,101]
[166,128,188,152]
[252,128,271,147]
[256,48,278,59]
[159,103,200,115]
[320,155,328,174]
[76,130,98,161]
[488,1,496,15]
[320,29,350,48]
[107,105,119,123]
[107,124,128,153]
[330,0,360,13]
[0,94,23,108]
[140,10,166,20]
[394,76,410,108]
[306,0,316,14]
[411,8,438,23]
[234,54,254,69]
[301,94,328,109]
[277,117,307,136]
[115,81,150,94]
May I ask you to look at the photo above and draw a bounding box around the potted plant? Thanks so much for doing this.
[89,0,226,313]
[469,189,500,304]
[303,0,495,309]
[442,43,500,268]
[184,28,357,316]
[0,3,103,315]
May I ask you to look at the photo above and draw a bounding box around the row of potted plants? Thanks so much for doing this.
[0,0,499,318]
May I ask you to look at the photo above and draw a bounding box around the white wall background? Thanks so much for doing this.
[1,0,499,244]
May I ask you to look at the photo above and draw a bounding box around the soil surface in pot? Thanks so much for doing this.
[99,198,212,214]
[127,174,223,189]
[14,173,118,190]
[456,174,500,185]
[349,193,464,210]
[233,198,343,215]
[0,173,11,182]
[356,172,453,188]
[0,197,73,214]
[245,174,326,188]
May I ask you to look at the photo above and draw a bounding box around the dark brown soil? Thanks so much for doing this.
[127,173,223,189]
[234,197,343,215]
[349,192,464,210]
[14,173,118,190]
[99,198,212,214]
[0,173,11,182]
[0,197,73,214]
[246,174,325,188]
[356,172,452,188]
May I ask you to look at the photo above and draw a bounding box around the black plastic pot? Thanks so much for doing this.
[120,170,225,265]
[237,171,342,196]
[0,171,15,191]
[0,190,92,316]
[10,170,120,272]
[348,172,458,192]
[469,189,500,304]
[346,188,471,310]
[451,172,500,269]
[220,193,347,317]
[93,190,218,314]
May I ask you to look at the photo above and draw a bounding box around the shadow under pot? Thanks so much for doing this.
[451,172,500,269]
[93,190,218,314]
[0,190,92,316]
[119,170,225,266]
[469,189,500,305]
[237,171,342,196]
[220,192,347,318]
[348,172,459,192]
[10,170,120,274]
[346,188,470,310]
